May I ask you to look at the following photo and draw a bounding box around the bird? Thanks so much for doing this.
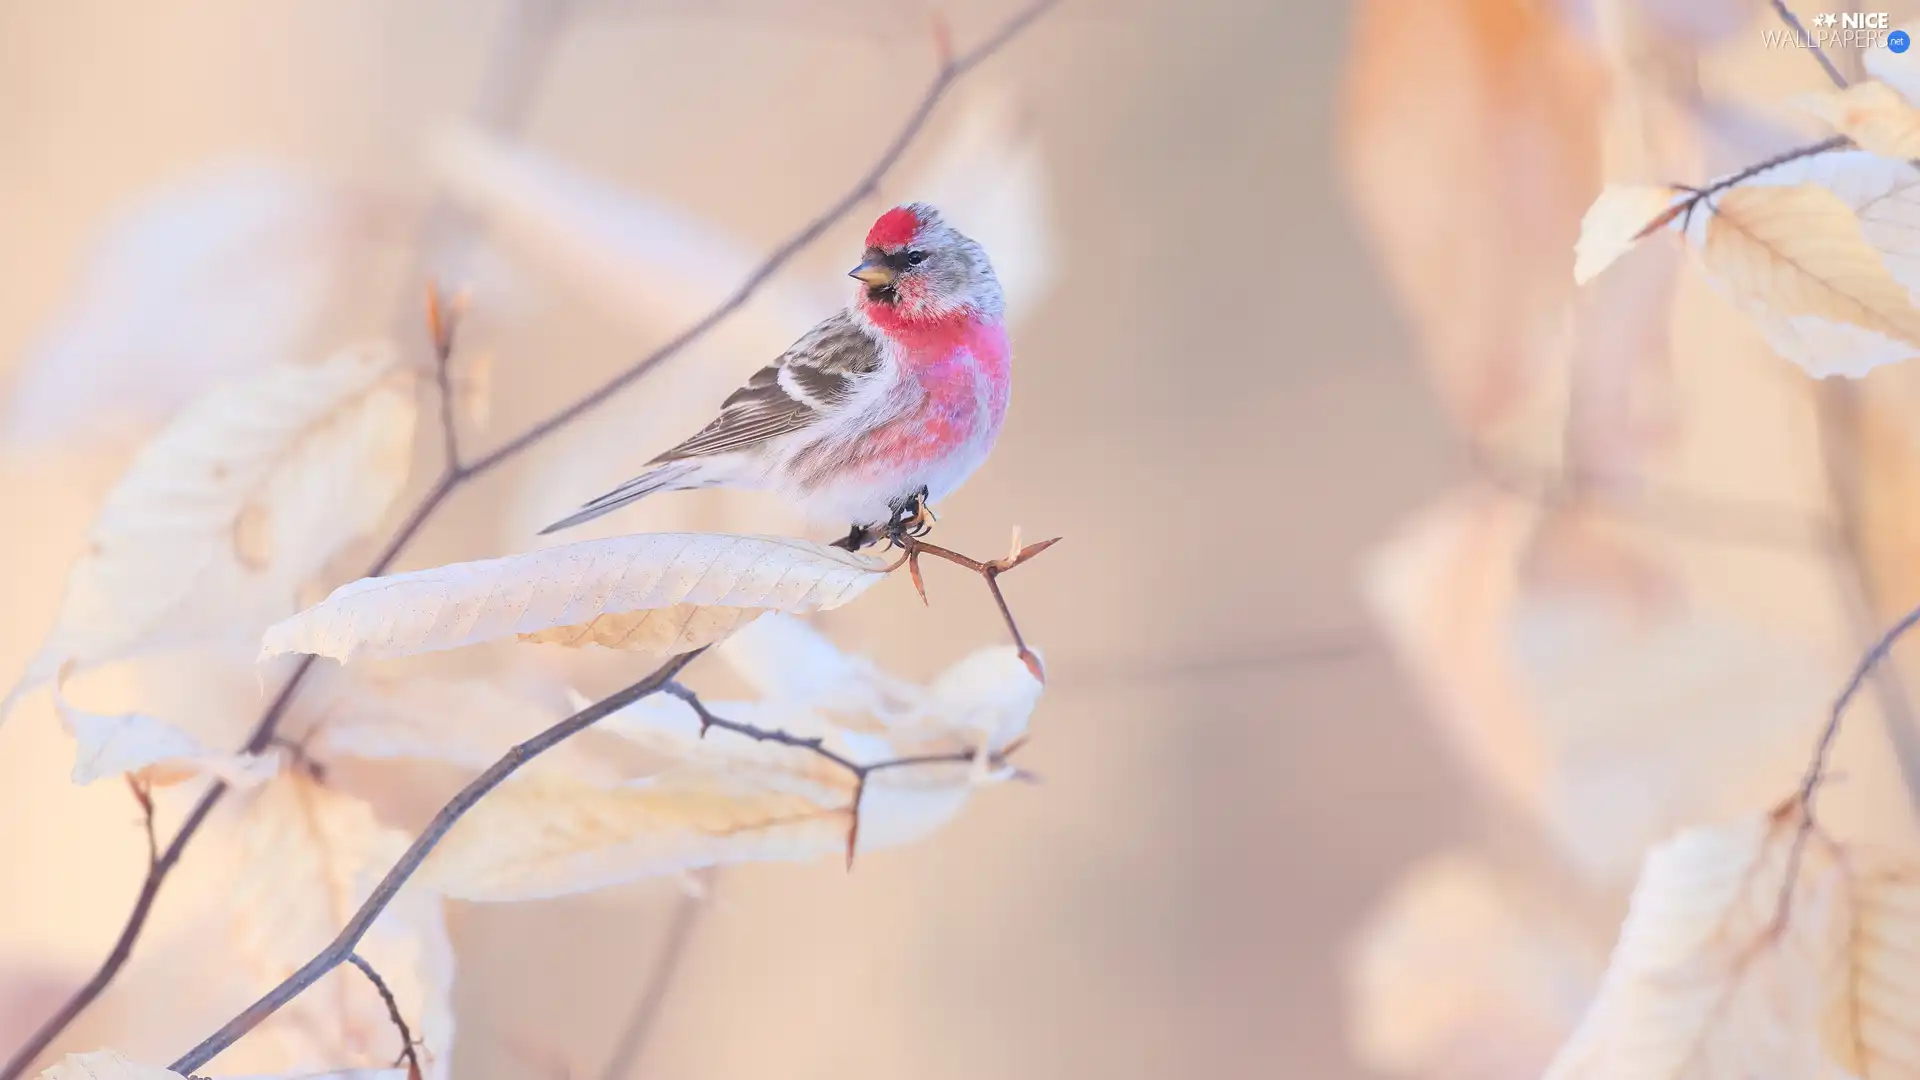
[540,202,1011,550]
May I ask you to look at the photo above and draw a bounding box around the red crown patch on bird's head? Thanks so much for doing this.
[865,206,922,250]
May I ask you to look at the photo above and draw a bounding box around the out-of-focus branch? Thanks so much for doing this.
[2,3,1060,1073]
[458,0,1063,479]
[1769,0,1850,89]
[171,650,707,1074]
[596,879,713,1080]
[1778,600,1920,925]
[345,953,422,1080]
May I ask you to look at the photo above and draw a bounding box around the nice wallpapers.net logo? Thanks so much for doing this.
[1762,11,1912,52]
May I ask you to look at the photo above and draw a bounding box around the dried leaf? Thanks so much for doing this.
[422,641,1041,901]
[519,603,764,652]
[1733,151,1920,307]
[55,661,279,787]
[427,126,825,341]
[305,670,622,784]
[1348,850,1603,1080]
[259,533,889,664]
[1868,48,1920,111]
[232,771,454,1080]
[1688,182,1920,377]
[1541,813,1848,1080]
[40,1051,181,1080]
[1823,855,1920,1078]
[3,164,362,448]
[12,344,419,706]
[1341,0,1602,434]
[715,613,919,714]
[1573,184,1684,285]
[1796,80,1920,161]
[1367,490,1834,882]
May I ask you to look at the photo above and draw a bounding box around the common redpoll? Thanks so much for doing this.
[541,203,1011,548]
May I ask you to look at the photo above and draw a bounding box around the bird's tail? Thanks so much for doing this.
[538,461,703,535]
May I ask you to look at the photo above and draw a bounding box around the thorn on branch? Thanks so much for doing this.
[123,775,157,869]
[345,952,423,1080]
[892,532,1059,683]
[423,280,468,365]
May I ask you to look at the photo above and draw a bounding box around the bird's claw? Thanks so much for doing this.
[884,489,935,546]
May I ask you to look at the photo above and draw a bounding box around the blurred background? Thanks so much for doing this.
[9,0,1920,1077]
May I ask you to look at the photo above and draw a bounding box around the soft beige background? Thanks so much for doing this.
[0,2,1462,1077]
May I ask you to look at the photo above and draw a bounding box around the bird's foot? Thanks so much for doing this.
[884,488,935,547]
[830,523,876,551]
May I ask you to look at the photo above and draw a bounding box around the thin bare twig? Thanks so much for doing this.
[345,953,423,1080]
[1769,0,1851,89]
[1776,601,1920,927]
[895,532,1060,681]
[664,682,1031,869]
[171,650,707,1073]
[596,880,712,1080]
[4,3,1059,1072]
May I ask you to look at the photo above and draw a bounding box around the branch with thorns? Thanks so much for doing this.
[889,530,1060,681]
[0,1,1061,1074]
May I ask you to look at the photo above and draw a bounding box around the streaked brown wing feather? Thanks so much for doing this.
[651,310,881,462]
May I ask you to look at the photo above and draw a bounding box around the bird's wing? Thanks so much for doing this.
[652,309,884,462]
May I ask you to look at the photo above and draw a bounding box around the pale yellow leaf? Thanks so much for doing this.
[1797,81,1920,161]
[14,344,419,703]
[1688,182,1920,376]
[1574,184,1683,285]
[425,636,1041,901]
[232,771,454,1080]
[1347,850,1603,1080]
[1541,813,1848,1080]
[1732,151,1920,307]
[716,612,923,716]
[40,1050,181,1080]
[54,661,280,787]
[520,603,763,652]
[259,532,889,663]
[1823,855,1920,1079]
[304,669,622,784]
[1367,490,1837,883]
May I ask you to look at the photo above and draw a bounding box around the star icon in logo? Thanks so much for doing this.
[1816,12,1838,26]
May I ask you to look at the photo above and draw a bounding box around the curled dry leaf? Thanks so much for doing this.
[419,643,1042,901]
[56,664,280,788]
[1366,489,1833,882]
[1541,812,1848,1080]
[258,533,889,664]
[1686,182,1920,377]
[11,344,420,709]
[231,770,454,1080]
[1795,81,1920,161]
[1573,184,1684,285]
[1347,849,1603,1080]
[716,612,920,714]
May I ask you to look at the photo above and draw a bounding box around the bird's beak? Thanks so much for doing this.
[849,258,896,287]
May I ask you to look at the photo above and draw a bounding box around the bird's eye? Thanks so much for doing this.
[905,250,927,265]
